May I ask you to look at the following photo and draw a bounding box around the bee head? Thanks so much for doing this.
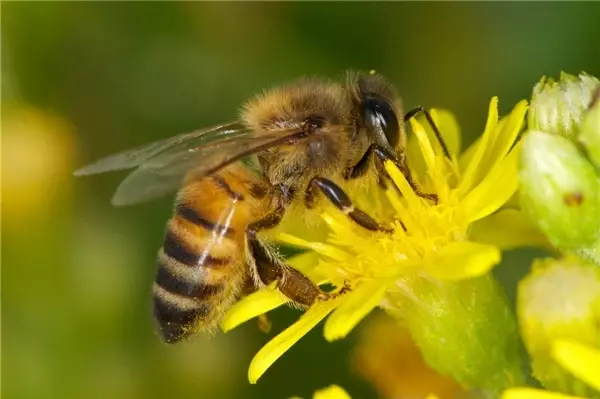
[348,71,406,153]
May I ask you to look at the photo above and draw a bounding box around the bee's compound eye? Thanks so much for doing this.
[362,97,400,148]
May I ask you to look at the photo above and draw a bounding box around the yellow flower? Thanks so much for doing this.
[293,384,437,399]
[552,339,600,392]
[292,386,442,399]
[288,385,351,399]
[312,385,352,399]
[501,339,600,399]
[223,97,532,384]
[2,106,76,226]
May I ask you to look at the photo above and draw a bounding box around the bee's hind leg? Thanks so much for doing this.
[245,234,324,307]
[245,207,329,307]
[305,176,393,233]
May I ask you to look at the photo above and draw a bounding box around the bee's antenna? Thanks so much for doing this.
[404,106,451,159]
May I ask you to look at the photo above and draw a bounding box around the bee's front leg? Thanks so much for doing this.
[346,143,438,203]
[305,176,393,233]
[403,105,450,159]
[372,146,438,203]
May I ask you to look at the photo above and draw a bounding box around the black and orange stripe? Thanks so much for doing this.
[152,165,272,343]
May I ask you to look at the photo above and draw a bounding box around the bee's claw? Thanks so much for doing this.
[418,192,438,204]
[379,225,395,234]
[316,281,352,302]
[316,293,329,302]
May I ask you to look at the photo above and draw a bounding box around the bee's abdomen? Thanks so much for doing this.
[153,204,244,344]
[162,227,230,268]
[152,168,271,343]
[152,283,212,344]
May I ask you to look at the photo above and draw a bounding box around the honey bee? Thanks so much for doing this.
[75,71,447,343]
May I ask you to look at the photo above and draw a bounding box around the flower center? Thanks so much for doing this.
[306,161,469,290]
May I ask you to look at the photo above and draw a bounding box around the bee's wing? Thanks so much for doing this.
[108,127,307,206]
[74,122,248,176]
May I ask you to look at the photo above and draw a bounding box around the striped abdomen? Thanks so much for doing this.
[152,166,270,343]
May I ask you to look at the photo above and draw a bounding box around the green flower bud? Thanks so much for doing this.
[579,88,600,168]
[529,72,600,139]
[519,130,600,251]
[518,257,600,397]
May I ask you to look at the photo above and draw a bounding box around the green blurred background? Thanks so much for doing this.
[2,3,600,399]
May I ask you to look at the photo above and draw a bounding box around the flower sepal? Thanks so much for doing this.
[519,130,600,253]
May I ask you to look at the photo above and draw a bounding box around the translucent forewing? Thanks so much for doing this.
[75,120,309,206]
[110,129,307,206]
[74,122,247,176]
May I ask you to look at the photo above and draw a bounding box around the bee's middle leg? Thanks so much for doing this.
[246,206,327,306]
[304,176,392,233]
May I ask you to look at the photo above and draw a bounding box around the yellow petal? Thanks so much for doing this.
[501,388,583,399]
[552,339,600,391]
[323,280,386,341]
[459,99,526,197]
[276,232,314,249]
[248,299,340,384]
[221,286,287,332]
[407,134,428,183]
[277,232,351,263]
[457,136,479,177]
[484,100,528,173]
[288,250,321,273]
[429,108,462,156]
[459,97,499,195]
[384,160,420,209]
[411,118,437,176]
[461,142,520,223]
[407,108,461,179]
[423,241,501,281]
[470,208,552,250]
[314,385,352,399]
